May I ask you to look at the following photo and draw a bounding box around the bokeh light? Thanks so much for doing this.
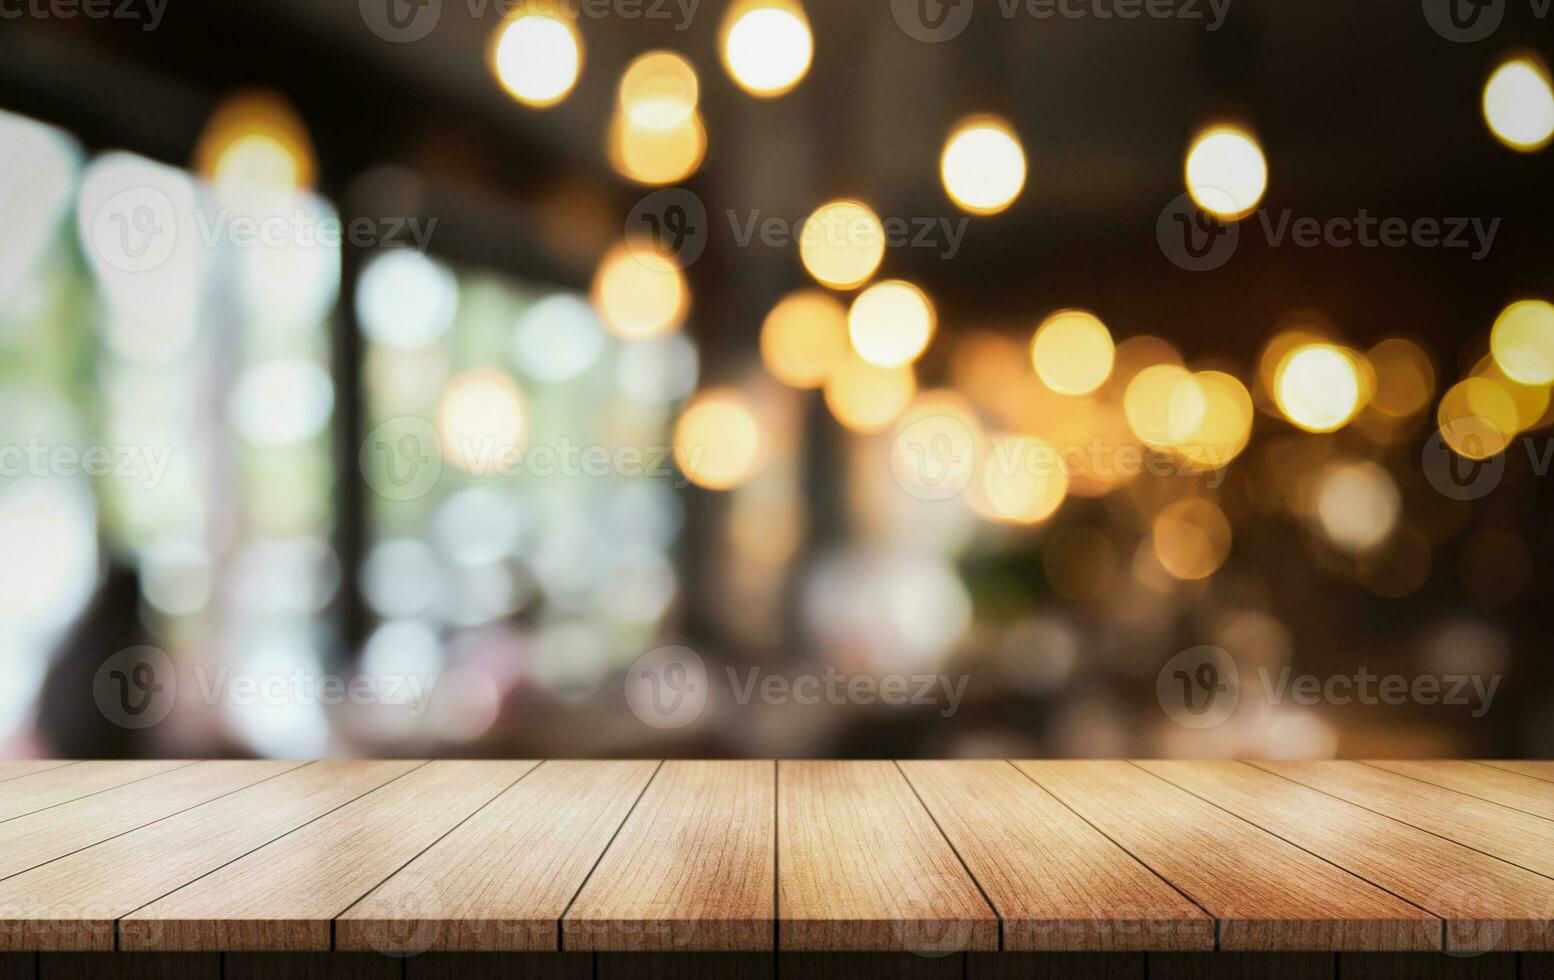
[608,109,707,185]
[1315,461,1400,554]
[619,51,699,129]
[823,357,915,432]
[1365,338,1435,418]
[1184,125,1267,219]
[1124,363,1198,448]
[591,240,689,339]
[1152,498,1232,580]
[760,289,850,388]
[436,368,527,474]
[1171,370,1254,470]
[799,199,885,290]
[195,90,316,192]
[356,250,458,350]
[491,10,583,108]
[979,434,1068,525]
[674,388,762,490]
[1274,343,1361,432]
[1489,299,1554,385]
[1482,56,1554,152]
[940,115,1027,216]
[1437,377,1515,459]
[848,280,936,368]
[1031,310,1115,395]
[720,0,813,97]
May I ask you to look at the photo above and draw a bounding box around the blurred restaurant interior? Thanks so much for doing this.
[0,0,1552,761]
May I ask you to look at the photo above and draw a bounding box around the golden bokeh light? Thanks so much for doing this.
[1489,299,1554,385]
[1365,338,1435,418]
[1152,498,1232,580]
[799,199,886,290]
[823,356,916,433]
[1482,56,1554,152]
[1315,461,1400,554]
[607,109,707,185]
[1437,378,1515,460]
[194,91,316,191]
[760,290,850,389]
[1171,370,1254,470]
[940,115,1027,216]
[619,51,699,129]
[590,240,689,339]
[1472,355,1550,433]
[673,388,762,490]
[490,9,582,109]
[1031,310,1115,395]
[1184,125,1267,219]
[848,280,936,368]
[436,368,527,474]
[979,434,1068,525]
[1124,363,1198,448]
[1274,343,1362,432]
[890,390,983,501]
[720,0,812,98]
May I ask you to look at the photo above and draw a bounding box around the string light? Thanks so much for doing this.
[490,8,582,108]
[848,280,935,368]
[799,199,885,290]
[1483,56,1554,152]
[1274,343,1361,433]
[1184,125,1267,220]
[940,115,1026,216]
[720,0,813,97]
[1031,310,1114,395]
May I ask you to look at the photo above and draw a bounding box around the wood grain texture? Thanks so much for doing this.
[404,953,591,980]
[120,761,536,952]
[0,762,76,785]
[0,761,302,884]
[969,952,1144,980]
[0,762,193,823]
[0,762,418,952]
[1137,760,1554,952]
[1475,761,1554,783]
[1253,762,1554,879]
[37,953,218,980]
[1362,762,1554,821]
[595,953,774,980]
[337,760,658,953]
[900,761,1211,952]
[565,761,773,952]
[777,761,998,953]
[1014,762,1439,951]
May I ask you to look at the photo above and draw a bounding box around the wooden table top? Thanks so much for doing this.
[0,759,1550,955]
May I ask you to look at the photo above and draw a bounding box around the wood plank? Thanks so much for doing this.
[0,761,419,951]
[596,953,773,980]
[1337,953,1515,979]
[1148,953,1334,979]
[1252,762,1554,879]
[0,761,302,883]
[1137,760,1554,952]
[37,953,218,980]
[222,953,399,980]
[0,762,76,785]
[1013,762,1439,951]
[899,761,1211,952]
[969,952,1143,980]
[1475,761,1554,783]
[404,952,590,980]
[783,952,963,980]
[777,761,997,953]
[1362,762,1554,821]
[565,761,773,952]
[337,760,658,953]
[0,762,193,823]
[121,761,537,951]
